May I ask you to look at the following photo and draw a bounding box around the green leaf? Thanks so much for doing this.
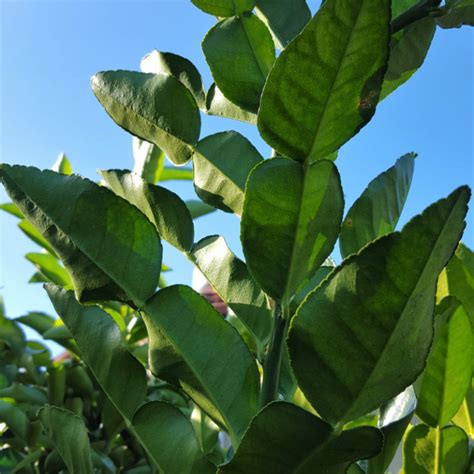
[91,71,201,165]
[141,50,206,109]
[437,243,474,330]
[288,186,470,425]
[258,0,391,162]
[18,219,57,256]
[132,137,165,184]
[142,285,260,444]
[0,400,28,442]
[47,364,66,406]
[191,235,272,348]
[46,285,146,421]
[25,252,72,288]
[255,0,311,47]
[100,169,194,253]
[205,83,257,125]
[0,384,48,405]
[51,152,73,175]
[185,200,216,219]
[132,402,215,474]
[193,131,263,215]
[160,166,193,182]
[339,153,416,258]
[0,165,161,306]
[367,386,416,474]
[291,264,334,311]
[39,406,94,474]
[203,14,275,113]
[221,401,382,473]
[0,202,24,218]
[241,158,343,301]
[15,311,55,335]
[452,380,473,437]
[403,424,469,473]
[191,0,256,17]
[436,0,474,29]
[381,18,436,100]
[416,298,473,427]
[0,308,25,359]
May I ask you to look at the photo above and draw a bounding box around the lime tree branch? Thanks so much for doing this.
[391,0,442,34]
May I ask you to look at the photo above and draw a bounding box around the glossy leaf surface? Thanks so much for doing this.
[142,285,260,444]
[38,406,94,474]
[241,158,343,301]
[141,50,206,108]
[92,71,200,165]
[46,285,146,421]
[416,298,473,427]
[0,165,161,306]
[255,0,311,47]
[403,424,469,473]
[205,83,257,125]
[339,153,415,258]
[258,0,390,162]
[221,401,382,473]
[289,187,470,425]
[132,402,215,474]
[191,235,272,346]
[203,14,275,113]
[193,131,263,215]
[191,0,255,17]
[100,169,194,252]
[452,380,473,437]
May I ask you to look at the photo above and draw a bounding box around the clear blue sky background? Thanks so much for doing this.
[1,1,472,330]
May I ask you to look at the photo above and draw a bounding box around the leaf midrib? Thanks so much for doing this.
[307,1,366,161]
[340,191,465,423]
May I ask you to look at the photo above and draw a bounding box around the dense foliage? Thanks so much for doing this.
[1,0,473,472]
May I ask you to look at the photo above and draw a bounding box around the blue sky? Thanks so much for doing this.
[1,0,473,326]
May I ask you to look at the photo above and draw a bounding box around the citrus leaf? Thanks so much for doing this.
[436,0,474,29]
[203,14,275,113]
[91,71,200,165]
[100,169,194,252]
[1,165,161,306]
[403,424,469,473]
[132,401,215,474]
[132,137,165,184]
[25,252,72,288]
[191,235,272,348]
[258,0,391,162]
[51,153,73,175]
[191,0,256,17]
[46,285,147,421]
[241,158,343,301]
[221,401,382,473]
[255,0,311,48]
[193,131,263,215]
[416,298,473,427]
[205,83,257,125]
[340,153,416,258]
[39,406,94,474]
[141,50,206,109]
[185,200,216,219]
[160,166,193,182]
[142,285,260,444]
[289,186,470,425]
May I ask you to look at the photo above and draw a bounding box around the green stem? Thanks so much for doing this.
[259,303,289,407]
[391,0,441,34]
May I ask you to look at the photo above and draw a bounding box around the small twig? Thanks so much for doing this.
[391,0,442,34]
